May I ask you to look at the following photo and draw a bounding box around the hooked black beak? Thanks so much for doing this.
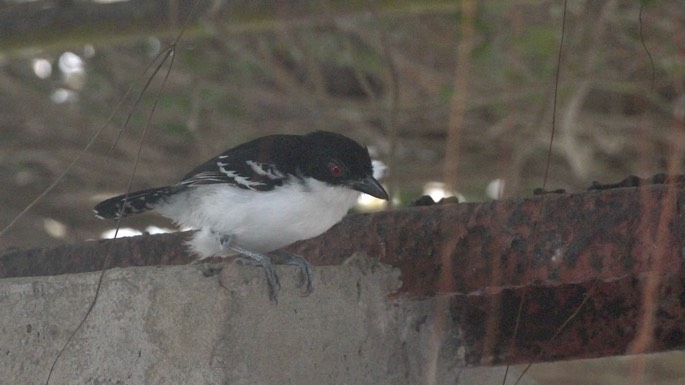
[351,175,389,200]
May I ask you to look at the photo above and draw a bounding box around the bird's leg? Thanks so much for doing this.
[218,234,280,303]
[270,250,314,297]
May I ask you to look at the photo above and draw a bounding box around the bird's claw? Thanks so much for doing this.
[237,256,281,303]
[218,233,314,302]
[272,251,315,297]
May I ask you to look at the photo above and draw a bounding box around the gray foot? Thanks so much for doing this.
[219,234,281,303]
[271,251,315,296]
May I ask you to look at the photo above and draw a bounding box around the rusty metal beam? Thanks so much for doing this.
[1,183,684,365]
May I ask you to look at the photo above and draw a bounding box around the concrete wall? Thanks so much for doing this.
[1,254,533,385]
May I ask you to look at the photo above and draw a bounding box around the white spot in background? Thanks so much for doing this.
[423,181,448,201]
[100,226,176,240]
[486,178,505,199]
[147,37,161,56]
[58,51,83,75]
[43,218,67,239]
[372,160,387,181]
[57,51,86,91]
[145,225,175,235]
[100,227,143,239]
[32,58,52,79]
[367,144,380,158]
[83,44,96,58]
[356,192,387,211]
[51,88,77,104]
[422,181,465,203]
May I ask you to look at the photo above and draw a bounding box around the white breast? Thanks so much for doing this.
[155,179,360,258]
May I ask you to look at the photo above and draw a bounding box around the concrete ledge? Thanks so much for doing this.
[2,258,538,384]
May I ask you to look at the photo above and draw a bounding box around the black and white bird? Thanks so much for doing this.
[94,131,389,301]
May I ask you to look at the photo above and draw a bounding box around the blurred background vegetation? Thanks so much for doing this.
[0,0,683,250]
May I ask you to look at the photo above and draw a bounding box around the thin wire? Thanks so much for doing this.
[44,46,177,385]
[513,281,599,385]
[1,82,135,237]
[105,49,174,160]
[504,2,568,384]
[541,0,568,190]
[638,1,656,93]
[43,1,201,382]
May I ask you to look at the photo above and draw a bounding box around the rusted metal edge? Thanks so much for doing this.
[451,275,685,365]
[1,183,684,365]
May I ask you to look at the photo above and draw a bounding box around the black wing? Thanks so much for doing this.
[178,134,306,191]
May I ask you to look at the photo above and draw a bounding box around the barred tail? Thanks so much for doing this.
[93,186,175,219]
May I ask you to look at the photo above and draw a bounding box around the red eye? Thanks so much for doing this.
[330,162,343,177]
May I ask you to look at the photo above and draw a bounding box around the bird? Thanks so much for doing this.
[93,131,389,301]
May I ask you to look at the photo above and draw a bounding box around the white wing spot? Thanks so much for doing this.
[217,162,265,189]
[246,160,284,180]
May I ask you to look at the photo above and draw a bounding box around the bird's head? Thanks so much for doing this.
[304,131,389,200]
